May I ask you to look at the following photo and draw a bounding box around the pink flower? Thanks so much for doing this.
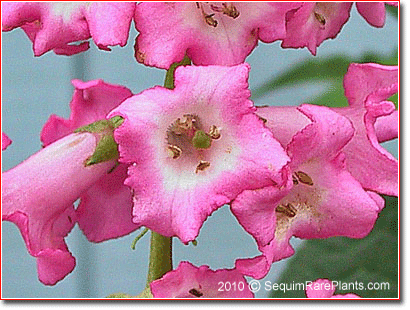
[109,63,289,243]
[306,279,361,298]
[150,261,254,298]
[335,63,398,196]
[2,132,116,285]
[232,104,384,279]
[2,132,12,150]
[2,2,135,56]
[41,79,137,243]
[281,2,353,55]
[134,2,301,68]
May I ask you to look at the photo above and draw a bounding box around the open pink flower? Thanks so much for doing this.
[109,64,289,243]
[306,279,361,298]
[335,63,398,196]
[2,2,135,56]
[232,104,384,279]
[2,132,12,150]
[134,2,301,68]
[2,132,116,285]
[150,261,254,298]
[41,79,137,243]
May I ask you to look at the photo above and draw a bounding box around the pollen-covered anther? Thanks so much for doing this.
[172,114,197,135]
[276,203,297,218]
[167,145,182,159]
[205,13,218,27]
[210,3,240,19]
[293,171,314,186]
[314,12,326,26]
[189,288,203,297]
[195,160,211,173]
[208,125,221,140]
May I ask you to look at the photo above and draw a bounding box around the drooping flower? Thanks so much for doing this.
[281,2,353,55]
[335,62,398,196]
[232,104,384,279]
[134,2,301,69]
[306,279,361,299]
[2,132,12,150]
[41,79,138,243]
[2,132,116,285]
[109,63,290,243]
[2,2,135,56]
[150,261,254,298]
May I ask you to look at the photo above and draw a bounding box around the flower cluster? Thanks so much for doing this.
[2,1,398,299]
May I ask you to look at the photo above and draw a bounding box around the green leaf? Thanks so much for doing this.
[270,195,398,298]
[252,50,398,109]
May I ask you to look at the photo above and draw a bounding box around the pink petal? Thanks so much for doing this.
[150,261,254,298]
[41,79,138,243]
[233,104,383,279]
[2,2,135,56]
[374,110,398,142]
[2,133,115,285]
[2,132,12,150]
[134,2,301,68]
[343,63,398,108]
[110,64,289,243]
[356,2,386,28]
[281,2,353,55]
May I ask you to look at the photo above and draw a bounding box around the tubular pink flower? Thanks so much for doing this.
[134,2,301,68]
[2,2,135,56]
[109,64,289,243]
[281,2,353,55]
[232,104,384,279]
[306,279,361,298]
[2,133,115,285]
[150,261,254,298]
[41,79,138,243]
[2,132,12,150]
[336,63,398,196]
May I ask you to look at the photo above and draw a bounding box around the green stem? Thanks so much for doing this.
[146,231,173,287]
[144,56,192,291]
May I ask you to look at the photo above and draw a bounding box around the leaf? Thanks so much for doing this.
[252,50,398,109]
[270,195,398,298]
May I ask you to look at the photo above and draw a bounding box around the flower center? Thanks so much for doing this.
[166,114,221,173]
[196,2,240,27]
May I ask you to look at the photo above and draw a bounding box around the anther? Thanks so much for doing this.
[314,12,326,26]
[189,288,203,297]
[167,145,182,159]
[208,125,221,140]
[276,203,297,218]
[205,14,218,27]
[294,171,314,186]
[195,160,211,173]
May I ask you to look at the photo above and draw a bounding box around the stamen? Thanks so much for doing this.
[205,13,218,27]
[276,203,297,218]
[209,125,221,140]
[314,12,326,26]
[167,145,182,159]
[195,160,211,173]
[222,3,240,19]
[294,171,314,186]
[292,174,299,185]
[189,288,203,297]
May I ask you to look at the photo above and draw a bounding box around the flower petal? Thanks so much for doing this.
[150,261,254,298]
[2,132,12,150]
[356,2,386,28]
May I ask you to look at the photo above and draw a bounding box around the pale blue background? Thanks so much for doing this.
[1,5,398,298]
